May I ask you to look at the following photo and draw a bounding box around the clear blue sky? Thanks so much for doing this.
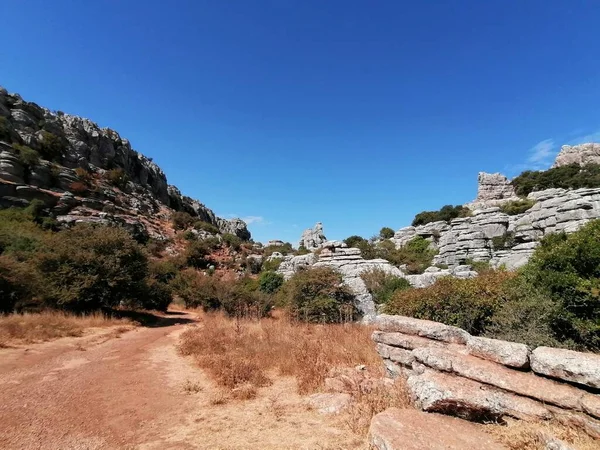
[2,1,600,243]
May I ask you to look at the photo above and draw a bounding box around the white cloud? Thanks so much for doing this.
[241,216,266,225]
[567,129,600,146]
[527,138,556,168]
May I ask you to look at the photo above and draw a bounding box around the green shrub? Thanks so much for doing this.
[183,230,196,241]
[259,271,284,294]
[221,277,273,318]
[385,236,437,274]
[361,268,411,305]
[146,238,170,257]
[106,168,129,189]
[278,267,357,323]
[523,221,600,350]
[295,245,310,256]
[464,258,493,274]
[263,242,294,257]
[384,270,514,335]
[36,224,151,311]
[170,269,221,309]
[500,199,536,215]
[379,227,395,239]
[492,231,516,250]
[0,255,39,313]
[222,233,242,251]
[172,211,194,230]
[193,220,219,234]
[38,130,67,161]
[511,164,600,197]
[262,257,282,272]
[412,205,471,227]
[13,144,40,167]
[343,235,377,259]
[184,240,214,268]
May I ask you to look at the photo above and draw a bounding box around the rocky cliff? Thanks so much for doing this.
[0,86,249,240]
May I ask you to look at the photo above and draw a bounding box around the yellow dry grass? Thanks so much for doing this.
[0,311,133,347]
[178,311,382,394]
[486,418,600,450]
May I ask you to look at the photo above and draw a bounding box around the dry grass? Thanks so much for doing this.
[0,311,134,347]
[487,418,600,450]
[179,312,382,395]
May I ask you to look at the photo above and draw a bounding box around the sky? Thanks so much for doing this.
[2,1,600,244]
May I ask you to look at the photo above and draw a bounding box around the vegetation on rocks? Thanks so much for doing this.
[499,198,536,215]
[511,163,600,196]
[361,268,411,305]
[379,226,395,239]
[385,219,600,351]
[412,204,471,226]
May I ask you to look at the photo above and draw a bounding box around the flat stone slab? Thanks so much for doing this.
[305,393,351,414]
[412,347,599,417]
[372,331,448,350]
[467,335,530,369]
[369,408,507,450]
[408,370,551,422]
[376,343,415,366]
[374,314,470,344]
[531,346,600,389]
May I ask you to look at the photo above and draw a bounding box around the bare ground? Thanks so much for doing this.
[0,311,364,450]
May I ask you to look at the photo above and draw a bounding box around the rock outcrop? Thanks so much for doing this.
[298,222,326,250]
[553,143,600,168]
[372,314,600,439]
[467,172,519,210]
[0,86,250,240]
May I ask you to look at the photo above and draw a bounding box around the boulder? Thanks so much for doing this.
[374,315,469,344]
[531,347,600,389]
[305,393,351,414]
[553,143,600,168]
[298,222,326,250]
[369,408,508,450]
[408,370,551,421]
[467,336,530,369]
[372,331,447,350]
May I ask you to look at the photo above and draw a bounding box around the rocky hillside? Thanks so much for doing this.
[0,86,249,241]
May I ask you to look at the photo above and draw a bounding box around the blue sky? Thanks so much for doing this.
[2,1,600,243]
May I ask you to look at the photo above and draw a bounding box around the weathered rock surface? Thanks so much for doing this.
[298,222,326,250]
[305,393,351,414]
[372,331,448,350]
[0,85,250,241]
[374,315,469,344]
[408,369,552,421]
[553,143,600,168]
[531,347,600,389]
[467,172,519,209]
[369,408,507,450]
[467,336,530,369]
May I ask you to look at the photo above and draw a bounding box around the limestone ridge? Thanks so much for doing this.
[0,86,249,240]
[393,143,600,269]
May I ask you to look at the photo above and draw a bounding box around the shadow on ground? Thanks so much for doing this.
[109,309,196,328]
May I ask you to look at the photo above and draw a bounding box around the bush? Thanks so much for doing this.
[38,130,67,161]
[384,271,514,335]
[278,267,357,323]
[36,224,152,311]
[500,199,536,215]
[261,257,282,272]
[13,144,40,167]
[361,269,411,305]
[0,255,36,313]
[263,242,294,257]
[172,211,194,230]
[385,236,437,274]
[523,221,600,350]
[193,220,219,234]
[379,227,395,239]
[184,240,214,268]
[412,205,471,226]
[222,233,242,251]
[146,238,170,257]
[295,245,310,256]
[259,271,284,294]
[74,167,93,184]
[171,269,222,309]
[511,164,600,197]
[344,235,377,259]
[106,168,129,189]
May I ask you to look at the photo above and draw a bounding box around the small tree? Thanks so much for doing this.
[379,227,395,239]
[259,271,284,294]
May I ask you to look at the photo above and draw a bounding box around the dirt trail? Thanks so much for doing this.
[0,312,362,450]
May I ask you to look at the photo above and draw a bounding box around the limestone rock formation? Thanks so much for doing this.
[0,86,250,241]
[298,222,326,250]
[553,143,600,168]
[467,172,519,209]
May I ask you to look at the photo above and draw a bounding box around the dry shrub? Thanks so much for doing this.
[0,311,132,346]
[343,379,411,435]
[178,312,380,395]
[487,418,600,450]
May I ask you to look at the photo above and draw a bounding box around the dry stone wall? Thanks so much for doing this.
[372,314,600,439]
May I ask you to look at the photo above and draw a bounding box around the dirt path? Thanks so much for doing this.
[0,312,362,450]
